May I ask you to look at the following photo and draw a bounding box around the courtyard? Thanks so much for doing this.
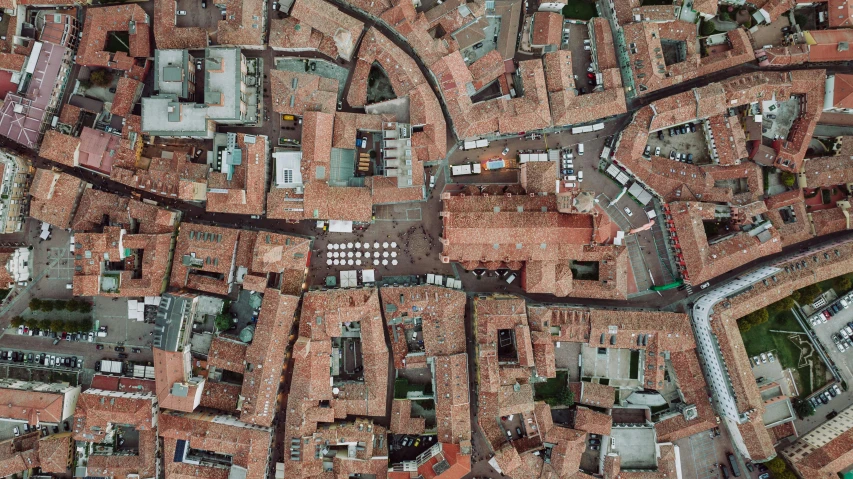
[740,309,829,397]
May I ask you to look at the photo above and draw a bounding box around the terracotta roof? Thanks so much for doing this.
[669,201,782,284]
[288,0,364,61]
[111,149,209,201]
[198,381,241,412]
[801,152,853,187]
[40,130,80,167]
[574,406,612,436]
[110,77,141,118]
[269,17,339,58]
[655,349,717,442]
[73,390,157,444]
[285,288,389,454]
[0,388,70,425]
[531,12,562,47]
[206,134,268,215]
[0,433,41,478]
[390,400,426,436]
[37,434,71,473]
[270,70,338,116]
[152,0,208,49]
[240,290,298,426]
[830,74,853,109]
[208,337,247,373]
[434,354,471,443]
[380,285,467,362]
[28,169,82,229]
[469,50,504,90]
[217,0,266,47]
[160,411,272,479]
[170,223,241,295]
[153,348,202,412]
[78,4,150,70]
[573,381,616,408]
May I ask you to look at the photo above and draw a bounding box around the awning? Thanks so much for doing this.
[329,220,353,233]
[362,269,376,283]
[340,270,357,288]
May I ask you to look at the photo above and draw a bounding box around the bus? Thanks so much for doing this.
[727,453,741,477]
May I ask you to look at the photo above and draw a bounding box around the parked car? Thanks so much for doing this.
[501,146,510,156]
[115,347,125,352]
[96,344,104,350]
[644,145,651,156]
[767,352,775,362]
[624,207,633,217]
[654,146,661,156]
[760,353,768,363]
[13,427,19,437]
[834,384,842,395]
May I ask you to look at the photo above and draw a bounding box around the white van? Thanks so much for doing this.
[564,175,577,181]
[578,171,584,182]
[577,143,585,155]
[564,182,576,188]
[429,175,435,188]
[505,273,517,284]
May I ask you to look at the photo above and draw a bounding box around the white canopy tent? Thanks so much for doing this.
[340,270,358,288]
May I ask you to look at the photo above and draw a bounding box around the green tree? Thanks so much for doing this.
[794,14,808,28]
[65,300,79,312]
[89,69,114,88]
[79,317,94,331]
[558,388,575,406]
[41,300,55,312]
[700,19,716,36]
[780,171,797,187]
[769,296,795,314]
[28,298,41,311]
[793,399,814,418]
[835,276,852,294]
[798,283,822,303]
[53,320,69,333]
[38,318,52,330]
[790,289,802,302]
[766,457,798,479]
[78,301,92,314]
[23,317,38,328]
[10,316,24,328]
[214,313,232,332]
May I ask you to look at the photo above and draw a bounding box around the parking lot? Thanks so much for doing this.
[761,98,799,141]
[561,22,595,94]
[645,124,710,165]
[175,0,222,30]
[388,434,438,463]
[804,296,853,399]
[0,421,71,444]
[499,414,526,441]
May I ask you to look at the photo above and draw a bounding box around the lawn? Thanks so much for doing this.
[534,371,569,403]
[629,350,639,380]
[561,0,598,20]
[740,310,827,397]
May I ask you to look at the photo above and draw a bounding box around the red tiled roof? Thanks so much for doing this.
[77,5,150,70]
[28,169,82,229]
[206,134,268,215]
[531,12,562,47]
